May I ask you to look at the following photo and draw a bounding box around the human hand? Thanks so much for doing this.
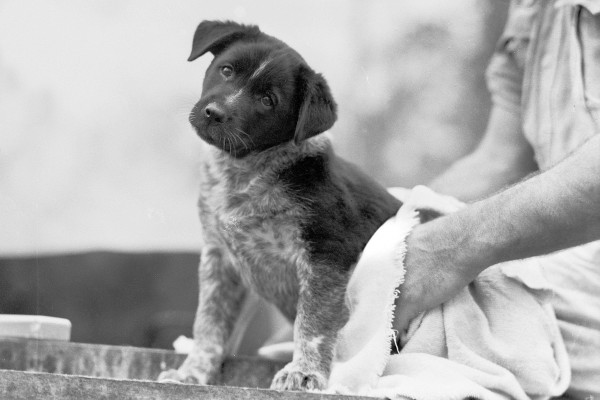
[391,220,480,335]
[388,187,475,334]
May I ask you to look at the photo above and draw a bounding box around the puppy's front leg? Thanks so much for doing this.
[158,246,245,385]
[271,264,348,391]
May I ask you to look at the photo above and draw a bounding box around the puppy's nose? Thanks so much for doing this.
[204,103,226,124]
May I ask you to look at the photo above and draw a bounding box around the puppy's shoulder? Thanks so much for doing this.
[277,139,401,271]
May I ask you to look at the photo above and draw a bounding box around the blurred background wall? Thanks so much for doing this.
[0,0,507,348]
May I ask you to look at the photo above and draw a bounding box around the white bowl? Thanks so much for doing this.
[0,314,71,341]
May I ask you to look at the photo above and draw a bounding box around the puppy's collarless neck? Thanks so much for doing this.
[209,135,332,174]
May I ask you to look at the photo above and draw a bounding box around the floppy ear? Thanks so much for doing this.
[188,20,261,61]
[294,68,338,144]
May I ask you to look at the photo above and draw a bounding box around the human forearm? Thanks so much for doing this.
[430,106,538,202]
[393,135,600,333]
[419,134,600,274]
[429,152,531,202]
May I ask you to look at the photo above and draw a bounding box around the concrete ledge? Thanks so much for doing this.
[0,369,374,400]
[0,338,377,399]
[0,338,285,388]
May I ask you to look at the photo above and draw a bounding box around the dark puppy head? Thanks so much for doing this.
[187,21,337,157]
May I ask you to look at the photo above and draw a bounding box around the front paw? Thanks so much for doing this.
[270,363,327,391]
[157,367,209,385]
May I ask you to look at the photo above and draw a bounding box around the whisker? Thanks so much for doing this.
[231,132,248,150]
[229,136,238,157]
[223,136,230,155]
[230,130,249,150]
[234,127,254,146]
[225,127,249,151]
[224,135,232,156]
[172,98,197,116]
[176,111,190,117]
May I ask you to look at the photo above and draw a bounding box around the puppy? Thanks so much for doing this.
[158,21,402,391]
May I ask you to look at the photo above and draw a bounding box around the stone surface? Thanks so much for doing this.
[0,338,380,398]
[0,369,375,400]
[0,338,285,388]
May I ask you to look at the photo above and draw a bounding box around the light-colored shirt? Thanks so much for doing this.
[487,0,600,170]
[486,1,600,397]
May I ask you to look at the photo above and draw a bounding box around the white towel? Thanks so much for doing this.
[326,186,571,400]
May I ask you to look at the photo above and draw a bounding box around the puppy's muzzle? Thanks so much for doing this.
[190,101,235,145]
[203,103,228,124]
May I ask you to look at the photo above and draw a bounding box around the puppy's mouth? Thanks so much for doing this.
[190,116,253,157]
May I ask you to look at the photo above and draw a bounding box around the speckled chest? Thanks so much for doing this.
[197,150,308,319]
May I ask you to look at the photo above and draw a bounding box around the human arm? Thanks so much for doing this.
[429,105,538,201]
[431,2,539,202]
[393,134,600,332]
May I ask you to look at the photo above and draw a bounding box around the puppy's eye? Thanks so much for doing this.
[261,96,274,107]
[220,65,234,78]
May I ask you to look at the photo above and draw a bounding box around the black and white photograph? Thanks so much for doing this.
[0,0,598,399]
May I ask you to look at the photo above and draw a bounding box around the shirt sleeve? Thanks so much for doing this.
[485,1,539,115]
[485,46,524,115]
